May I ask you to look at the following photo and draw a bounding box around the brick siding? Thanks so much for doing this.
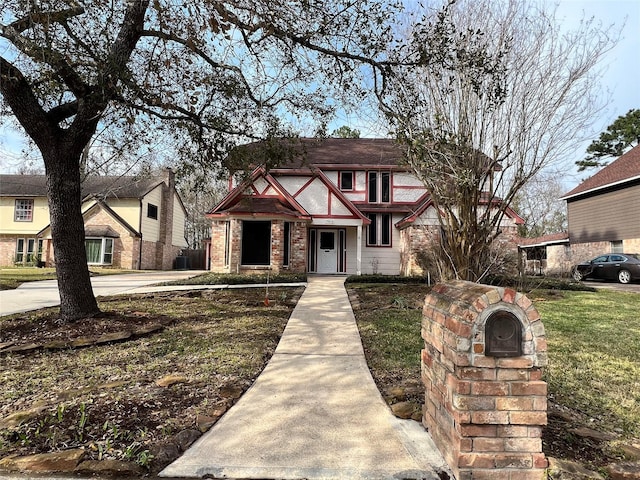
[422,280,547,480]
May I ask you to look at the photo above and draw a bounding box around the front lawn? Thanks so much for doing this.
[348,283,640,470]
[0,267,146,290]
[535,290,640,437]
[0,287,302,474]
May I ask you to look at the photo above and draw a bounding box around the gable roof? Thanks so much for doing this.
[208,167,311,220]
[0,174,166,199]
[562,145,640,200]
[37,200,141,238]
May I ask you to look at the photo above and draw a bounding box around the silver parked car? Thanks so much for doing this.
[572,253,640,284]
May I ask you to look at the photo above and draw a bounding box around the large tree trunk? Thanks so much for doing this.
[44,149,100,321]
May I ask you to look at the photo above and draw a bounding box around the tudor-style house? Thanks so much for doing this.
[0,168,188,270]
[206,138,523,276]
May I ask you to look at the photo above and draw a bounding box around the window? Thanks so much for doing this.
[224,221,231,266]
[611,240,623,253]
[85,238,114,265]
[320,231,335,250]
[241,221,271,265]
[340,171,354,191]
[368,172,377,202]
[308,229,317,271]
[147,203,158,220]
[26,238,35,263]
[283,222,291,267]
[15,238,25,263]
[367,171,390,203]
[367,213,392,246]
[15,199,34,222]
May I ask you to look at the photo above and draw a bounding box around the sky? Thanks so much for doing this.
[1,0,639,190]
[554,0,640,188]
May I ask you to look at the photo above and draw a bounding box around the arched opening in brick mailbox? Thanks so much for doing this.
[485,310,522,357]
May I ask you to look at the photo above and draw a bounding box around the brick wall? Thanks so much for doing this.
[209,220,228,272]
[0,236,18,266]
[422,280,548,480]
[289,221,307,272]
[208,218,308,274]
[84,209,138,269]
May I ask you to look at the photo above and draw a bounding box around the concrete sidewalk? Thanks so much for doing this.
[160,276,450,480]
[0,271,205,316]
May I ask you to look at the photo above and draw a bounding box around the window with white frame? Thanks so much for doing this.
[85,238,114,265]
[15,238,25,263]
[14,237,37,264]
[366,213,392,246]
[367,171,390,203]
[14,199,34,222]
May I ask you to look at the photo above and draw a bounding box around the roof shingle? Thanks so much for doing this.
[0,174,165,199]
[563,145,640,199]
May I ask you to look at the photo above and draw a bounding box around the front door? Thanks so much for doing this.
[317,230,338,273]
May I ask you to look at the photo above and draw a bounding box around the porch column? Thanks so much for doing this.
[356,224,362,275]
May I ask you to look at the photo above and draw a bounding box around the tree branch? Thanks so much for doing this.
[6,6,85,33]
[0,56,58,149]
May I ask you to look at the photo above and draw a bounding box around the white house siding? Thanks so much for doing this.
[393,172,423,187]
[252,177,269,194]
[294,178,329,215]
[345,227,359,274]
[172,193,188,247]
[330,194,352,216]
[360,213,403,275]
[276,176,310,196]
[324,171,339,185]
[141,185,163,242]
[393,188,427,203]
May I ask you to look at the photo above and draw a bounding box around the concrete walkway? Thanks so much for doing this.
[0,271,205,316]
[160,276,450,480]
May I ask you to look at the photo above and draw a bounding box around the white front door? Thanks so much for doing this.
[317,230,338,273]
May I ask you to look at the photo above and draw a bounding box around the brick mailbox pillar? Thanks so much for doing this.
[421,280,548,480]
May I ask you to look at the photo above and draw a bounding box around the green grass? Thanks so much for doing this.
[351,284,640,441]
[534,290,640,437]
[0,268,58,290]
[349,284,429,384]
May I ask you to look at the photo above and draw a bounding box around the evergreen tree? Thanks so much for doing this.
[577,109,640,171]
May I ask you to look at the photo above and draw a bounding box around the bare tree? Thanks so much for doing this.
[514,171,567,238]
[1,0,411,320]
[381,0,618,281]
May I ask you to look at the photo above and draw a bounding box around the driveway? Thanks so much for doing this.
[0,271,205,317]
[582,280,640,293]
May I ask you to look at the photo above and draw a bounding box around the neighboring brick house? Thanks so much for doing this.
[0,169,188,270]
[518,232,570,276]
[518,145,640,276]
[562,144,640,258]
[205,138,523,276]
